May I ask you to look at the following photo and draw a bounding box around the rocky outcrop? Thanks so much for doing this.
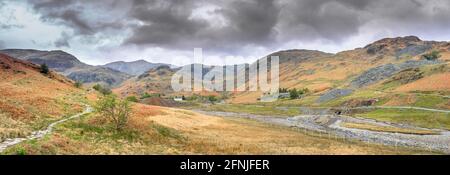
[351,64,399,88]
[317,89,353,103]
[364,36,422,55]
[395,43,432,58]
[350,60,439,88]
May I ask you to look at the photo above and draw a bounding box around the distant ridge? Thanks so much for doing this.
[103,60,175,76]
[0,49,131,87]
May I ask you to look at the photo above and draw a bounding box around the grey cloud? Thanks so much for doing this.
[277,0,450,42]
[0,1,24,30]
[125,0,280,54]
[277,0,365,42]
[27,0,131,35]
[54,32,71,48]
[0,24,23,30]
[0,40,5,49]
[22,0,450,55]
[125,0,208,47]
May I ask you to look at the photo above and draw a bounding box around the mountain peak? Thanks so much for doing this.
[363,36,428,55]
[134,59,149,63]
[267,49,333,63]
[367,36,422,47]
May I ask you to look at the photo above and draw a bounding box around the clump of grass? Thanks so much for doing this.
[0,113,31,141]
[15,147,27,155]
[151,123,183,140]
[126,96,139,102]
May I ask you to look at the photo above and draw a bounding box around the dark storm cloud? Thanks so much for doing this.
[125,0,209,47]
[124,0,280,53]
[23,0,450,53]
[276,0,365,42]
[26,0,130,35]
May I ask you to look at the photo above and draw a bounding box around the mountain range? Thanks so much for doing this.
[1,36,449,107]
[102,60,175,76]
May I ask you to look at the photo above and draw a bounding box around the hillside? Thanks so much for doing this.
[111,36,450,111]
[232,36,450,104]
[114,65,176,97]
[0,49,131,87]
[0,53,85,143]
[114,64,224,98]
[103,60,174,76]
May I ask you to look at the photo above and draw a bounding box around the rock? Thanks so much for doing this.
[350,64,400,88]
[395,44,432,58]
[398,60,440,69]
[366,44,387,55]
[350,60,439,88]
[317,89,353,103]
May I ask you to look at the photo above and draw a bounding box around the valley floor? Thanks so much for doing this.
[196,110,449,154]
[0,103,427,155]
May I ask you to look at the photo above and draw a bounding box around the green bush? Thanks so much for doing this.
[208,95,218,103]
[40,64,49,74]
[288,88,309,99]
[141,92,152,99]
[140,93,161,99]
[126,96,139,102]
[289,88,299,99]
[422,51,440,61]
[74,81,82,88]
[93,84,102,91]
[279,88,288,93]
[92,84,112,95]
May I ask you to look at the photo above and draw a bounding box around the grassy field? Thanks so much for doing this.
[1,104,427,155]
[341,122,440,135]
[355,109,450,130]
[192,104,302,116]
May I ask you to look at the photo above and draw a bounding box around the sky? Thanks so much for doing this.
[1,0,450,66]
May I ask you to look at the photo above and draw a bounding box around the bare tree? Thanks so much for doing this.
[95,95,131,131]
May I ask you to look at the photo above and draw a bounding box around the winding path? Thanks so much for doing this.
[0,105,92,153]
